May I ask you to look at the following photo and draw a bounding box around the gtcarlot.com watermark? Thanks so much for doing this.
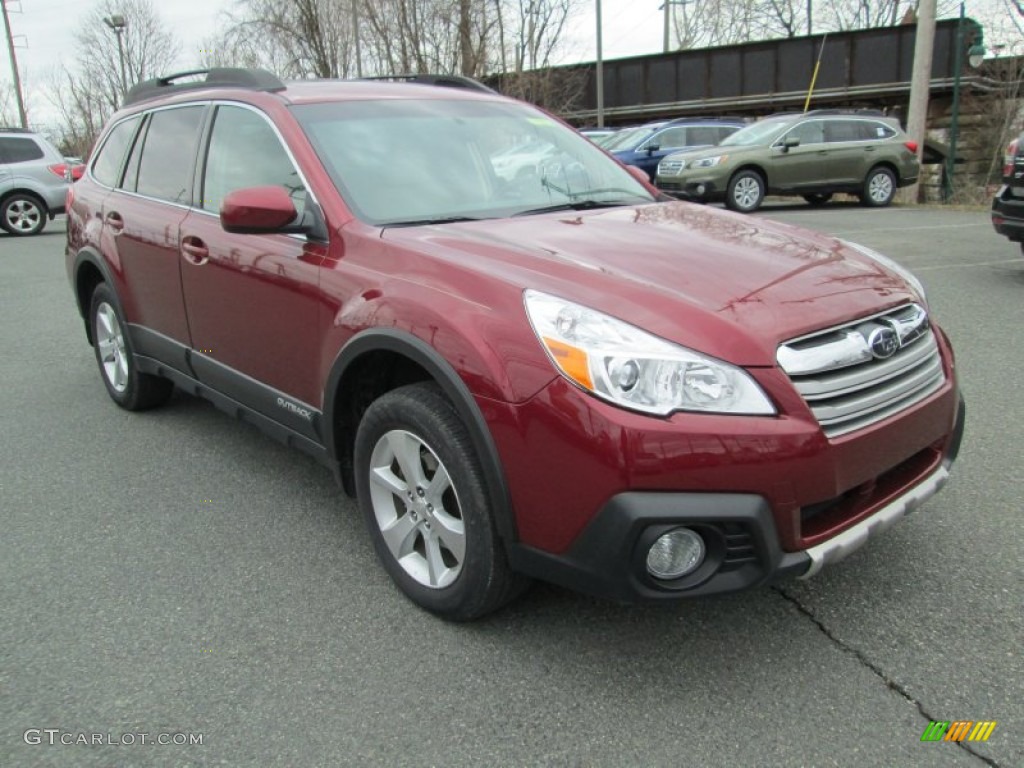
[24,729,203,746]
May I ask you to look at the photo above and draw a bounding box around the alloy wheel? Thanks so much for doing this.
[95,302,129,393]
[367,429,466,589]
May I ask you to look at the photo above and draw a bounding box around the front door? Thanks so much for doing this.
[179,104,326,437]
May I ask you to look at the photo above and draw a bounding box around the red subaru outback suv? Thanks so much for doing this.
[66,69,964,619]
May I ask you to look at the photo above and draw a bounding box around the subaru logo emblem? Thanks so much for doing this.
[868,326,900,359]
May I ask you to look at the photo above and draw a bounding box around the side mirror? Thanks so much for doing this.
[220,186,325,239]
[782,136,801,152]
[646,143,660,155]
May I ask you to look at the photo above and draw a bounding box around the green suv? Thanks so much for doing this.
[655,110,919,213]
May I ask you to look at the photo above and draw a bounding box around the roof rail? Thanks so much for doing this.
[124,68,286,106]
[804,108,887,117]
[0,126,33,133]
[357,74,497,94]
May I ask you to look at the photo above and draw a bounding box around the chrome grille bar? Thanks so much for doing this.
[777,304,945,439]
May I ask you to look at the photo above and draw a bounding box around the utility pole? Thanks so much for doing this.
[898,0,936,205]
[596,0,603,127]
[1,0,28,129]
[663,0,670,53]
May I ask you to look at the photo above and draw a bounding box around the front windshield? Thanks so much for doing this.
[720,119,791,147]
[293,99,655,226]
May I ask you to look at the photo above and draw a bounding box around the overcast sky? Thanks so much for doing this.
[6,0,671,128]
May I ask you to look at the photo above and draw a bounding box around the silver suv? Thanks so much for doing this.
[0,128,69,236]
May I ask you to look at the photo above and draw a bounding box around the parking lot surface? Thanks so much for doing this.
[1,204,1021,767]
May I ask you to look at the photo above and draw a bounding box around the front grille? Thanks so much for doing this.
[657,181,683,192]
[658,159,684,176]
[777,304,945,439]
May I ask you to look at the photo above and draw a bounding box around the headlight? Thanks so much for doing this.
[523,290,776,416]
[841,240,927,304]
[691,155,727,169]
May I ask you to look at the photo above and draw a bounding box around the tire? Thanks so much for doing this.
[862,166,896,207]
[354,383,526,620]
[803,193,833,207]
[1,193,47,236]
[725,170,765,213]
[89,283,173,410]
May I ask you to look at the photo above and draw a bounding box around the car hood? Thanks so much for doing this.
[380,202,921,366]
[665,143,762,163]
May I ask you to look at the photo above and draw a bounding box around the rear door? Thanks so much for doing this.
[822,119,867,185]
[100,106,206,366]
[179,103,326,432]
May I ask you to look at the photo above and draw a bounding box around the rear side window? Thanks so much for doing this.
[0,137,44,164]
[825,120,862,143]
[200,105,306,214]
[91,117,141,187]
[134,106,205,204]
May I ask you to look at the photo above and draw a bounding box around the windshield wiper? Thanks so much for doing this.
[383,216,484,228]
[512,199,631,217]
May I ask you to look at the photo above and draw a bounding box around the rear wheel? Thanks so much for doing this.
[1,193,47,236]
[89,283,173,410]
[354,383,526,620]
[862,167,896,207]
[803,192,833,207]
[725,170,765,213]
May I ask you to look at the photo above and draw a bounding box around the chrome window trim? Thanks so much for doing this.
[86,100,320,217]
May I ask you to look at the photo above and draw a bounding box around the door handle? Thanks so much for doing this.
[181,236,209,266]
[865,146,877,152]
[105,211,125,234]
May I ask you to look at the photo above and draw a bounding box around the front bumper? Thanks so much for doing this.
[501,377,964,603]
[656,176,723,201]
[991,186,1024,242]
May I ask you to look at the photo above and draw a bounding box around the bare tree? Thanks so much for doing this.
[47,0,179,159]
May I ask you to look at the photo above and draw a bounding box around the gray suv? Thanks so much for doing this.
[0,128,69,236]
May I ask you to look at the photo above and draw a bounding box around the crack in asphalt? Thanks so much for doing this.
[772,586,1002,768]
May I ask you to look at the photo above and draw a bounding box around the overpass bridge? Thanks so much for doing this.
[539,18,987,124]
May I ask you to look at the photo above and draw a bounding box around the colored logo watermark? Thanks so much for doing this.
[921,721,997,742]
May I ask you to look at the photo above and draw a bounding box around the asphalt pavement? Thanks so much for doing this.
[1,204,1021,767]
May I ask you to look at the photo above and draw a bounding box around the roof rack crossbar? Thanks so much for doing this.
[123,68,286,106]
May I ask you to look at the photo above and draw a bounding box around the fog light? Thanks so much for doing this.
[646,527,705,579]
[696,184,706,195]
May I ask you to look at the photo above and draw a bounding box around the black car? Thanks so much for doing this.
[991,130,1024,252]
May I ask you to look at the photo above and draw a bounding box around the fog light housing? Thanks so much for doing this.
[646,527,706,579]
[696,184,706,195]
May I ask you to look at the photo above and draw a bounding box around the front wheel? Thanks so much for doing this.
[725,170,765,213]
[354,383,526,620]
[89,283,173,410]
[1,193,47,236]
[862,167,896,207]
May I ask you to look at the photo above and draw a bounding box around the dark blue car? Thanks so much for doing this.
[608,118,745,181]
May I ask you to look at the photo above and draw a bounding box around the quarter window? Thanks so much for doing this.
[134,106,205,204]
[90,117,141,188]
[860,122,897,140]
[201,105,306,214]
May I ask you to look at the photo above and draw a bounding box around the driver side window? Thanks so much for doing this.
[201,105,307,215]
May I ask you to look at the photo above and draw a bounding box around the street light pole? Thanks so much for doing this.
[103,15,128,103]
